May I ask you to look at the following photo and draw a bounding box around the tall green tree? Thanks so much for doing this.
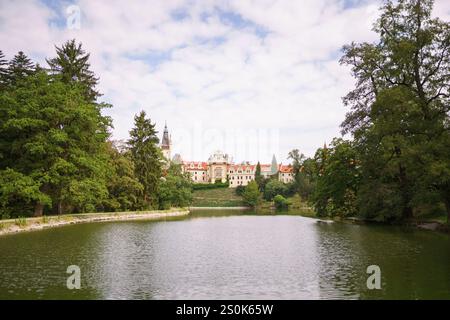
[0,71,111,216]
[288,149,305,186]
[8,51,35,85]
[102,141,144,212]
[255,162,263,189]
[312,139,360,218]
[46,39,99,101]
[128,111,162,208]
[0,50,8,89]
[340,0,449,221]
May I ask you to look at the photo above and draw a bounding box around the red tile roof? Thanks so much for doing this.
[183,161,208,171]
[279,165,293,173]
[228,164,256,172]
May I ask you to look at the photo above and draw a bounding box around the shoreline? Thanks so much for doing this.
[338,216,449,234]
[0,208,190,237]
[190,206,251,210]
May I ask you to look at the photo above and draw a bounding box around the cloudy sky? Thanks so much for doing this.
[1,0,449,163]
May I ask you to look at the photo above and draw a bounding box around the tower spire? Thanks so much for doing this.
[161,121,171,161]
[161,121,170,147]
[271,154,278,175]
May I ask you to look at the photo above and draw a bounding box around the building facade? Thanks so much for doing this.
[182,151,294,188]
[161,125,294,188]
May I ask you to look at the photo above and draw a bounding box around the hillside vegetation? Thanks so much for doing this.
[192,188,245,207]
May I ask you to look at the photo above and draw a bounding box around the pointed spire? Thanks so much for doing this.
[271,154,278,174]
[161,121,170,147]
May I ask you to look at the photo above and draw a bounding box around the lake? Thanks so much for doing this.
[0,209,449,299]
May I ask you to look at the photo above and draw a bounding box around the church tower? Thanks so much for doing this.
[161,122,171,161]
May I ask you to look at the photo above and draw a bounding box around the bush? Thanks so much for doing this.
[274,195,291,209]
[235,185,245,196]
[192,181,229,190]
[264,180,288,201]
[242,181,261,208]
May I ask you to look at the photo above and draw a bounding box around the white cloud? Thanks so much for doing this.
[0,0,448,163]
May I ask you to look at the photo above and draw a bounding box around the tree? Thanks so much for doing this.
[340,0,449,221]
[8,51,35,85]
[263,179,288,201]
[0,71,112,216]
[128,111,162,208]
[242,181,261,208]
[158,164,192,209]
[288,149,316,199]
[274,194,291,210]
[311,139,360,218]
[288,149,305,185]
[0,50,8,89]
[298,157,316,200]
[102,141,144,212]
[255,161,263,186]
[47,39,100,101]
[0,169,51,218]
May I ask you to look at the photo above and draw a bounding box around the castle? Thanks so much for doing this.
[161,124,294,188]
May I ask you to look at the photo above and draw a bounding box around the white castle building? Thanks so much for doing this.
[161,124,294,188]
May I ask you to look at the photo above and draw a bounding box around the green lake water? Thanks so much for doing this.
[0,210,449,299]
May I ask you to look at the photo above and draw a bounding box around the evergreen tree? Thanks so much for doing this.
[0,71,111,216]
[0,50,8,89]
[8,51,35,85]
[46,39,99,101]
[128,111,162,208]
[255,162,262,189]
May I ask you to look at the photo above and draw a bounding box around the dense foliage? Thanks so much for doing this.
[0,41,192,218]
[290,0,449,223]
[158,164,193,209]
[273,195,291,210]
[192,181,229,190]
[242,181,261,208]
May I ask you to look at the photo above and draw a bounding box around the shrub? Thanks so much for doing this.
[264,180,288,201]
[274,195,291,210]
[192,182,229,190]
[242,181,261,208]
[235,185,245,196]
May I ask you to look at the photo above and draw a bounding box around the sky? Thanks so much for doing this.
[1,0,449,164]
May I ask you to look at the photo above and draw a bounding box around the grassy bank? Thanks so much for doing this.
[0,208,190,236]
[192,188,246,207]
[192,187,317,218]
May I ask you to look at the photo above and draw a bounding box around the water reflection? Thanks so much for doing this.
[0,211,449,299]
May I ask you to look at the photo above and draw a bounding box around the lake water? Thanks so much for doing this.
[0,210,449,299]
